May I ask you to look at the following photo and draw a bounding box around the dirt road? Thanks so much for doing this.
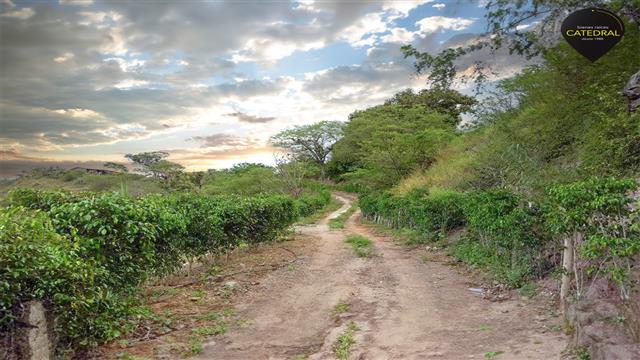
[194,194,566,359]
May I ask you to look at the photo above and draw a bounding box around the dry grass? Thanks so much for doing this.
[393,130,488,195]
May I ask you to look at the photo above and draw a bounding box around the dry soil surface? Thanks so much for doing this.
[193,194,566,360]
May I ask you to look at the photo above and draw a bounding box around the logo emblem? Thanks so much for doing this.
[561,8,625,62]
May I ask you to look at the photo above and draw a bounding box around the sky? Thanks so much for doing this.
[0,0,532,177]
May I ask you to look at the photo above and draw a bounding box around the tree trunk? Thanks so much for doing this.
[560,232,576,317]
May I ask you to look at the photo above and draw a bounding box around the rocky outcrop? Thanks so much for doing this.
[567,273,640,360]
[623,70,640,112]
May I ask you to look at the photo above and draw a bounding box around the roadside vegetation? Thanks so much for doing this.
[333,322,359,360]
[344,235,374,258]
[328,203,358,229]
[1,188,330,351]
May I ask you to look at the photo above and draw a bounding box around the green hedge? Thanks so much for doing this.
[1,188,330,351]
[360,188,465,234]
[360,188,544,286]
[455,189,543,286]
[359,178,638,287]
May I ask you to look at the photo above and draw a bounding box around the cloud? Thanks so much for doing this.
[303,61,421,106]
[416,16,475,34]
[190,134,262,148]
[381,27,418,43]
[340,12,388,46]
[59,0,94,5]
[382,0,433,19]
[225,112,276,123]
[432,3,446,10]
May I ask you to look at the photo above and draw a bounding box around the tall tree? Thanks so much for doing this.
[270,120,345,179]
[124,151,170,178]
[385,88,476,126]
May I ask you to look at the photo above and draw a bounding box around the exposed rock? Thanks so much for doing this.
[623,70,640,112]
[567,274,640,360]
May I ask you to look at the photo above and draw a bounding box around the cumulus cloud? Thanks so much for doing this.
[416,16,475,34]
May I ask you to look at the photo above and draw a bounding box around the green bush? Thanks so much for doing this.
[0,206,133,348]
[6,188,81,211]
[457,189,544,286]
[295,190,331,218]
[360,188,465,234]
[2,188,329,352]
[360,188,545,286]
[545,177,639,288]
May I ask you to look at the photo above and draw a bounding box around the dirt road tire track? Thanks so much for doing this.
[194,194,565,360]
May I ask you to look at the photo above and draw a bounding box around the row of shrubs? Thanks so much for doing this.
[359,177,639,288]
[0,188,330,351]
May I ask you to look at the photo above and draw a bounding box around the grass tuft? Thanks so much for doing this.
[329,203,358,229]
[345,234,374,258]
[333,322,359,360]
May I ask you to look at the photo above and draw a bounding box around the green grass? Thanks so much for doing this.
[187,336,203,355]
[484,351,504,359]
[345,234,374,258]
[329,203,358,229]
[518,283,537,299]
[197,308,234,321]
[192,323,227,336]
[332,301,349,317]
[298,197,342,225]
[333,322,359,360]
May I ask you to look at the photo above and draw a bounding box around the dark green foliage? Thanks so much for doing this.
[7,188,82,211]
[385,88,476,126]
[458,190,543,286]
[1,188,330,351]
[330,102,457,191]
[360,188,465,235]
[0,206,129,348]
[361,188,548,287]
[545,177,639,288]
[296,191,331,218]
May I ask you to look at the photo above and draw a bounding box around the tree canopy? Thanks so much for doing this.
[270,120,345,178]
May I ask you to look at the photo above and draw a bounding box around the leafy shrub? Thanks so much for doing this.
[7,188,81,211]
[361,187,545,286]
[0,206,133,348]
[545,177,639,293]
[457,189,543,286]
[2,188,328,352]
[360,188,465,234]
[295,190,331,218]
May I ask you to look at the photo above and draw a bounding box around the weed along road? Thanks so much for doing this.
[193,194,566,360]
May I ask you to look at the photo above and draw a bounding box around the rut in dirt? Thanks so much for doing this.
[193,194,565,360]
